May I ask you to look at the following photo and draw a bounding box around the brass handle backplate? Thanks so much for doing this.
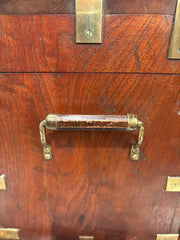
[39,114,144,161]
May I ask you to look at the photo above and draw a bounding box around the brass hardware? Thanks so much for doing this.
[39,114,144,161]
[127,113,138,129]
[166,177,180,192]
[76,0,102,43]
[79,237,94,240]
[0,228,19,239]
[156,234,179,240]
[128,118,145,161]
[168,0,180,59]
[0,175,6,190]
[39,120,52,160]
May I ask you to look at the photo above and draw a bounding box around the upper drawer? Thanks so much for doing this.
[0,15,180,73]
[0,0,177,14]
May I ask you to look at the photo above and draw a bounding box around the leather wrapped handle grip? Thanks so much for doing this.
[39,114,144,161]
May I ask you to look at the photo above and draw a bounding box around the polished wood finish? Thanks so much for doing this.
[0,0,177,14]
[0,1,179,238]
[0,73,179,240]
[0,0,73,14]
[0,15,180,73]
[55,115,128,129]
[104,0,177,14]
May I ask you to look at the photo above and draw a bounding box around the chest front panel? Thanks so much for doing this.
[0,1,179,240]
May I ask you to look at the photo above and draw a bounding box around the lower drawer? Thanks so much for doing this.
[0,73,179,240]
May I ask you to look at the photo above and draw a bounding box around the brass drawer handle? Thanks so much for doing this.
[39,114,144,161]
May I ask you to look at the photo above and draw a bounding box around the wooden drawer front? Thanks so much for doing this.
[0,1,179,239]
[0,15,180,73]
[0,0,177,14]
[0,73,179,240]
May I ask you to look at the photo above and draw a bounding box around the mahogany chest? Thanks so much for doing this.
[0,1,179,240]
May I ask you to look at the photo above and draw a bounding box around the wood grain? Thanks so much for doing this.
[55,115,128,129]
[104,0,177,14]
[0,73,179,240]
[0,0,73,14]
[0,0,177,14]
[0,15,179,73]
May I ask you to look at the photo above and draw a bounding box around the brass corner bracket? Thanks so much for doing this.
[156,234,179,240]
[166,176,180,192]
[0,228,20,239]
[0,175,6,190]
[39,113,144,161]
[79,237,94,240]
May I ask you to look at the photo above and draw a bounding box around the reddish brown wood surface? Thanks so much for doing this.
[0,73,179,240]
[104,0,177,14]
[55,115,128,129]
[0,15,179,73]
[0,0,177,14]
[0,0,73,14]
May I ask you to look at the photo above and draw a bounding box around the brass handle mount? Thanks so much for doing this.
[39,114,144,161]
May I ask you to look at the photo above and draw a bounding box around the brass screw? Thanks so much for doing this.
[85,29,93,38]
